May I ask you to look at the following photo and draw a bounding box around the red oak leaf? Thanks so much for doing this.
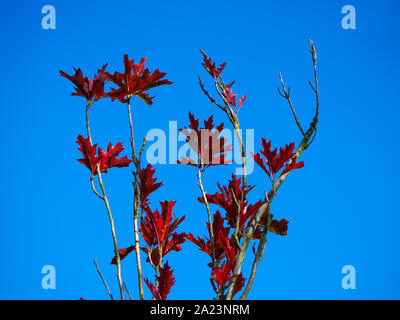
[232,273,246,298]
[76,135,132,176]
[98,142,132,173]
[178,113,232,169]
[268,218,289,236]
[212,231,237,289]
[145,261,176,300]
[212,261,236,288]
[110,245,135,265]
[76,135,101,175]
[187,211,230,263]
[139,164,163,206]
[251,138,304,181]
[60,64,108,102]
[107,54,172,104]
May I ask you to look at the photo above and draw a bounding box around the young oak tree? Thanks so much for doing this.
[60,40,319,300]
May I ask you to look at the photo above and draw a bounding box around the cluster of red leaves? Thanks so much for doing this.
[76,135,132,176]
[201,53,247,113]
[140,201,186,268]
[251,138,304,182]
[177,113,232,169]
[60,54,171,105]
[223,83,247,111]
[144,262,176,300]
[202,55,226,79]
[199,175,262,232]
[60,64,108,103]
[106,54,172,104]
[187,174,291,296]
[188,220,245,297]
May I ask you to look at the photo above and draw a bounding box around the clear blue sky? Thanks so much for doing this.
[0,0,399,299]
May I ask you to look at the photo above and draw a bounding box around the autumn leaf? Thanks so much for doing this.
[110,246,135,265]
[60,64,108,102]
[145,261,176,300]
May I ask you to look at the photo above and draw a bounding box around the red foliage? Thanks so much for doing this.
[200,52,247,112]
[106,54,172,104]
[76,135,132,176]
[198,175,261,231]
[140,201,186,267]
[187,210,230,262]
[232,272,246,298]
[60,64,108,102]
[251,138,304,181]
[178,113,232,169]
[110,245,135,265]
[145,262,176,300]
[269,218,289,236]
[139,164,163,206]
[201,54,226,79]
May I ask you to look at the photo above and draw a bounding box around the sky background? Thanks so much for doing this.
[0,0,399,300]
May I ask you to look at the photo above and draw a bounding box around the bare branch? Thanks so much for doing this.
[199,75,225,112]
[278,72,305,136]
[94,259,113,300]
[90,177,105,200]
[123,281,133,300]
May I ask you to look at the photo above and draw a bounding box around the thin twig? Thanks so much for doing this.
[123,281,133,300]
[197,167,216,271]
[86,103,125,300]
[90,177,105,200]
[278,73,305,136]
[94,259,114,300]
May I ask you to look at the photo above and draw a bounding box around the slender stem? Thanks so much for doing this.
[126,99,145,300]
[86,104,125,300]
[94,259,114,300]
[278,72,305,136]
[197,167,217,294]
[124,281,133,300]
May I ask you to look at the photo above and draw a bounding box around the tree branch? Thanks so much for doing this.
[86,104,125,300]
[126,99,145,300]
[94,259,113,300]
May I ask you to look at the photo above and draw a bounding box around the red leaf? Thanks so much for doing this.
[178,113,232,169]
[98,142,132,173]
[145,262,176,300]
[139,164,163,206]
[110,245,135,265]
[60,64,108,102]
[232,273,246,298]
[76,136,132,175]
[268,218,289,236]
[76,135,100,175]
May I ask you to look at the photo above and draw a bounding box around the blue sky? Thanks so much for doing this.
[0,0,399,299]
